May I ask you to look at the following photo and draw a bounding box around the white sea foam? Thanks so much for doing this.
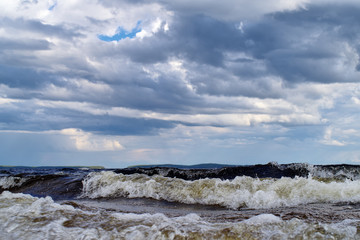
[0,191,358,240]
[0,176,27,189]
[81,171,360,209]
[274,162,360,180]
[311,166,360,180]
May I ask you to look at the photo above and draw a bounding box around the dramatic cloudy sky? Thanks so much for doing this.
[1,0,360,167]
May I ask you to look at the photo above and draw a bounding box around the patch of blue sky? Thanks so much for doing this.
[98,21,142,42]
[48,3,57,11]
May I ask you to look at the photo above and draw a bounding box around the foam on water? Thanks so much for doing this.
[82,171,360,209]
[0,176,28,189]
[0,191,358,240]
[311,165,360,180]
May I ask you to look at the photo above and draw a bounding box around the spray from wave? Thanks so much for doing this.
[81,171,360,209]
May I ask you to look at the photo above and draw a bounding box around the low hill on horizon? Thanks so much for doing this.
[127,163,238,169]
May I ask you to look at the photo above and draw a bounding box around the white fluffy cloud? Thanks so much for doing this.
[59,128,124,151]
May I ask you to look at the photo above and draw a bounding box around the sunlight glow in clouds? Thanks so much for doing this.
[60,128,124,151]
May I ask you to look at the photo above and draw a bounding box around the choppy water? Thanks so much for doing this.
[1,163,360,239]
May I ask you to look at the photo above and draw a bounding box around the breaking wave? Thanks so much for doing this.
[81,171,360,209]
[3,163,360,202]
[0,191,358,240]
[0,176,28,189]
[115,162,360,181]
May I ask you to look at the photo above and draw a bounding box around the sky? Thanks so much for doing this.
[1,0,360,168]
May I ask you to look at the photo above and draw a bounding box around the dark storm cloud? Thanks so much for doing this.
[170,14,244,66]
[243,4,360,83]
[4,3,359,100]
[104,3,360,102]
[121,35,171,64]
[0,64,56,89]
[109,84,199,113]
[100,14,275,99]
[116,16,276,98]
[272,4,360,32]
[119,14,244,66]
[186,68,283,98]
[52,108,176,136]
[0,105,177,135]
[0,17,84,40]
[57,3,360,106]
[81,115,176,136]
[0,38,51,51]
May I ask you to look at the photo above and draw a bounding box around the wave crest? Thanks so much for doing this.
[81,171,360,209]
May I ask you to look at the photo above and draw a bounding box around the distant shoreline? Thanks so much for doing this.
[0,165,105,169]
[127,163,238,169]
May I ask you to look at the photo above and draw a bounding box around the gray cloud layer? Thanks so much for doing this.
[0,0,360,160]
